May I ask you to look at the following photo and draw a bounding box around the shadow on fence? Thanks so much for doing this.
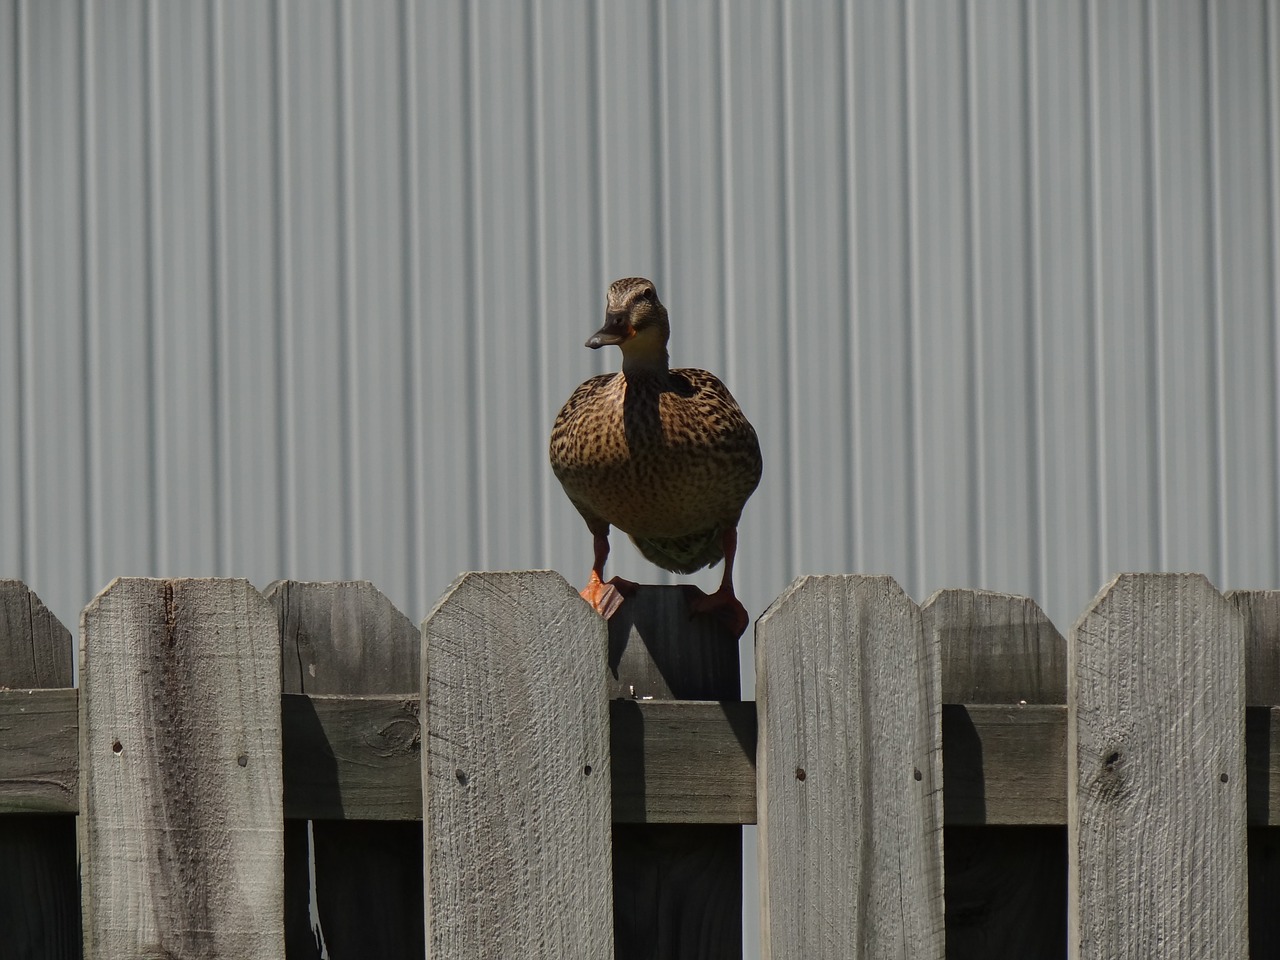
[0,572,1277,957]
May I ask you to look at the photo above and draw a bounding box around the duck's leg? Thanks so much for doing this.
[682,527,749,639]
[580,530,637,620]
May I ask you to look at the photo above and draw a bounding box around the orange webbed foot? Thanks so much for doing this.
[580,573,638,620]
[680,584,750,640]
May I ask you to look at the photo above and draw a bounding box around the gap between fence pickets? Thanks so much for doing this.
[1,578,1279,828]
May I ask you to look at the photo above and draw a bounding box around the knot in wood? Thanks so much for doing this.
[1092,748,1127,803]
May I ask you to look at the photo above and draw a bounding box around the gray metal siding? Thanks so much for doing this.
[3,0,1278,650]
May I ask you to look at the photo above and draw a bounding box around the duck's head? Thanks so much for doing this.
[586,277,670,365]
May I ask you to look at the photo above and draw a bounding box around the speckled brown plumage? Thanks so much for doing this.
[551,364,761,572]
[550,278,761,602]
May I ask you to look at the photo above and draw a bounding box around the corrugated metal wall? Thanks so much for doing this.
[3,0,1278,647]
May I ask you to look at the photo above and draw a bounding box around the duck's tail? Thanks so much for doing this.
[629,527,725,575]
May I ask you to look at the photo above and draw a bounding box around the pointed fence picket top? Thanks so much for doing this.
[926,588,1066,705]
[7,568,1280,954]
[924,588,1067,825]
[1228,589,1280,708]
[1068,573,1247,957]
[756,575,944,959]
[421,571,613,960]
[924,589,1068,957]
[0,579,74,688]
[269,579,420,696]
[265,580,423,960]
[79,578,284,960]
[0,581,79,960]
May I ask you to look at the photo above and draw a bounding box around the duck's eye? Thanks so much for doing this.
[638,288,654,303]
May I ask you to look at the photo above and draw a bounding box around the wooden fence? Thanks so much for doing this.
[0,571,1276,958]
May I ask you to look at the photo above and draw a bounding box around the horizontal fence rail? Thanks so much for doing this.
[11,691,1280,829]
[0,573,1277,958]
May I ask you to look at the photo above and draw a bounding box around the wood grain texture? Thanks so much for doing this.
[1247,706,1280,827]
[0,687,78,814]
[281,693,421,820]
[78,578,283,959]
[267,579,419,695]
[610,699,755,824]
[0,580,74,688]
[941,703,1065,825]
[606,587,740,699]
[266,580,424,960]
[924,588,1065,703]
[930,590,1068,958]
[607,585,742,960]
[422,571,613,959]
[1234,591,1280,958]
[14,693,1280,827]
[1230,590,1280,958]
[1229,589,1280,705]
[1068,573,1247,957]
[0,581,79,960]
[757,575,944,959]
[0,695,1076,826]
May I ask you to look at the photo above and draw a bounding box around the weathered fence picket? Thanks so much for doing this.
[1068,574,1247,957]
[267,580,423,959]
[421,571,613,959]
[0,571,1275,957]
[1233,589,1280,954]
[0,580,79,960]
[607,586,743,960]
[1233,589,1280,710]
[928,589,1068,955]
[755,575,945,959]
[78,578,284,959]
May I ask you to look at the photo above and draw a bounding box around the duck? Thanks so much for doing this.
[549,277,762,638]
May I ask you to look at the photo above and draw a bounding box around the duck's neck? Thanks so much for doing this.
[620,344,670,376]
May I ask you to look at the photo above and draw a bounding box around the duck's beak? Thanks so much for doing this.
[585,311,633,349]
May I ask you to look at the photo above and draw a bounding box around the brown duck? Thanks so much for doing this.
[549,277,762,637]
